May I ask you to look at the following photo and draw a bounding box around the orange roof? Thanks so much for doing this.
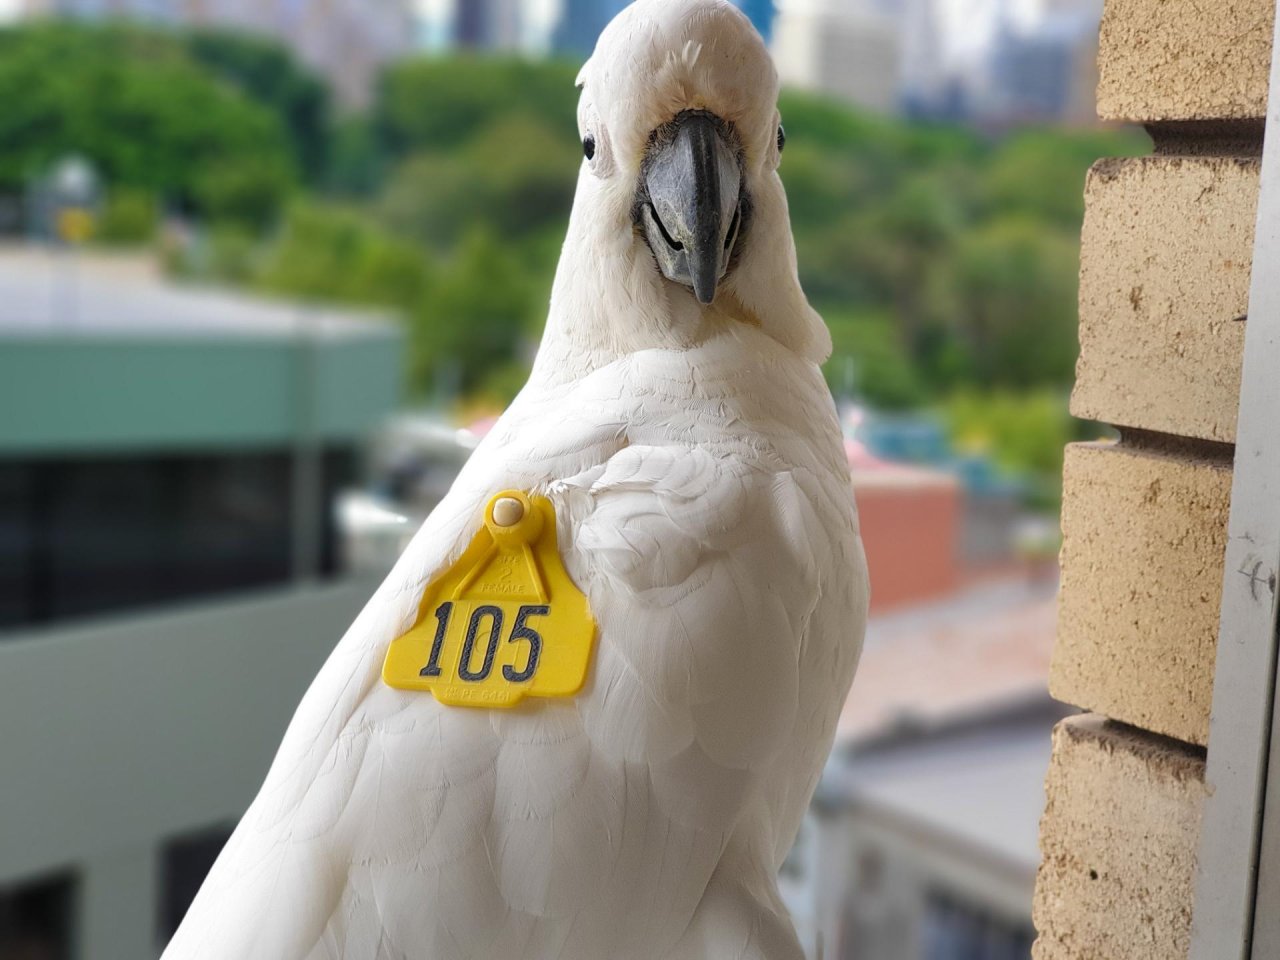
[838,579,1059,743]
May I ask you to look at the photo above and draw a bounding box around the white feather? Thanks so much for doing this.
[162,2,868,957]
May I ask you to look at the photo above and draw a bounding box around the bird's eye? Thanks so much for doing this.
[777,125,786,155]
[584,135,597,161]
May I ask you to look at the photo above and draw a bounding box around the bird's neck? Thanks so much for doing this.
[531,197,702,383]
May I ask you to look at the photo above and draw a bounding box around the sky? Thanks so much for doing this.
[0,0,18,22]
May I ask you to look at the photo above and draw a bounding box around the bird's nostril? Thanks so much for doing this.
[648,204,685,252]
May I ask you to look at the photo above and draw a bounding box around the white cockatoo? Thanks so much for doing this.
[163,1,868,957]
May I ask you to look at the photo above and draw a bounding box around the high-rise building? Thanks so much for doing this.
[452,0,524,49]
[899,0,952,117]
[900,0,1103,124]
[418,0,563,55]
[895,0,1103,124]
[19,0,417,108]
[985,8,1100,125]
[772,0,901,114]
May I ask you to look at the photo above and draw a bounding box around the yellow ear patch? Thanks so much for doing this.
[383,491,596,708]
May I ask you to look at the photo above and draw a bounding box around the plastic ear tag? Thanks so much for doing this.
[382,491,596,708]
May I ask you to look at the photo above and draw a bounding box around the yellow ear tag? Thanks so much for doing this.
[382,491,596,708]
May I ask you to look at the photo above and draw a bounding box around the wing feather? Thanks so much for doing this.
[163,334,866,960]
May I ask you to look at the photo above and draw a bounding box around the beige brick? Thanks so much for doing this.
[1033,715,1206,960]
[1052,442,1231,747]
[1073,157,1255,444]
[1097,0,1274,122]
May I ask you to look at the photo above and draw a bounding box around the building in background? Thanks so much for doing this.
[420,0,776,58]
[552,0,773,55]
[0,250,402,960]
[853,462,962,614]
[453,0,525,49]
[771,0,1102,124]
[782,579,1064,959]
[773,0,902,114]
[18,0,1100,123]
[19,0,417,108]
[853,411,1029,586]
[984,9,1101,126]
[899,0,958,118]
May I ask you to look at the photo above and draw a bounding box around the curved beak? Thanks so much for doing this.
[639,112,743,306]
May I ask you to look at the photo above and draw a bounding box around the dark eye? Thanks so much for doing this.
[777,125,786,155]
[584,135,597,161]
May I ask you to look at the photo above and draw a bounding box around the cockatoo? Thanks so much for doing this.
[163,1,868,957]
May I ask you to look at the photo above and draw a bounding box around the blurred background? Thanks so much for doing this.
[0,1,1148,958]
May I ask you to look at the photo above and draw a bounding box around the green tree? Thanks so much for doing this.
[407,227,539,396]
[257,201,432,309]
[327,115,386,196]
[377,57,580,159]
[184,29,332,183]
[946,217,1081,388]
[980,127,1150,227]
[96,186,158,245]
[377,115,578,251]
[940,388,1097,509]
[172,56,1146,415]
[0,24,296,228]
[825,311,927,410]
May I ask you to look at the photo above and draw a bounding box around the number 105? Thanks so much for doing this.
[419,603,549,684]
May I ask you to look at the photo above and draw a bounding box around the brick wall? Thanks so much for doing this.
[1032,1,1274,956]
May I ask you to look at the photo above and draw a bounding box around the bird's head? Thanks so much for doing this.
[543,0,828,369]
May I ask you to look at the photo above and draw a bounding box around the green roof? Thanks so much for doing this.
[0,252,403,454]
[0,332,403,454]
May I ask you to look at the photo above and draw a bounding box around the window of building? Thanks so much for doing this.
[921,892,1034,960]
[319,448,357,578]
[158,824,235,947]
[0,872,75,960]
[0,447,354,632]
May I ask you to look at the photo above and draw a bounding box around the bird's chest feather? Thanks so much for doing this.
[435,342,864,768]
[333,337,862,864]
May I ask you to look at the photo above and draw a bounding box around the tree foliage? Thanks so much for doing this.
[0,35,1152,504]
[775,91,1148,397]
[184,29,332,183]
[258,59,1147,409]
[377,114,579,252]
[0,23,297,227]
[348,58,1151,409]
[376,57,580,158]
[1,35,1150,421]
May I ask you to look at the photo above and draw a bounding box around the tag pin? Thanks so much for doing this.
[492,497,526,527]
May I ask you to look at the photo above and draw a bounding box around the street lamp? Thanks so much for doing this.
[48,154,99,328]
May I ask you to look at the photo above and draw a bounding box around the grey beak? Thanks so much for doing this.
[640,112,743,306]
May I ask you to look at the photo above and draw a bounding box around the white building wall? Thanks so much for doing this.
[773,0,901,114]
[0,581,378,959]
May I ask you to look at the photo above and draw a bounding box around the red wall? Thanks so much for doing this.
[853,470,961,615]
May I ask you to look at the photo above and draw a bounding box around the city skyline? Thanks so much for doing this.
[12,0,418,107]
[417,0,775,55]
[2,0,1103,125]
